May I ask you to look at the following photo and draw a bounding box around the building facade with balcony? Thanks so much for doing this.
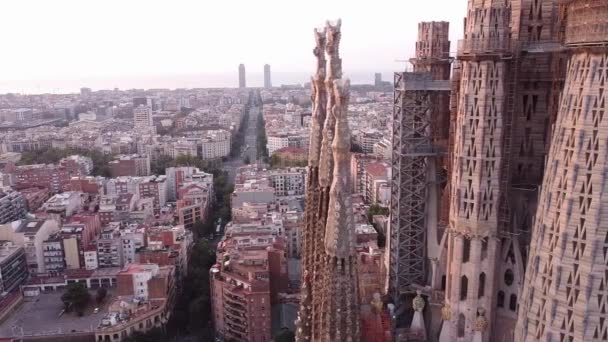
[0,190,27,224]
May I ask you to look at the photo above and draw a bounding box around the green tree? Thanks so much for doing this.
[167,240,215,337]
[367,204,389,223]
[367,204,389,248]
[151,155,174,175]
[192,219,214,239]
[256,107,269,160]
[269,154,281,168]
[19,148,114,177]
[61,283,91,316]
[96,287,107,304]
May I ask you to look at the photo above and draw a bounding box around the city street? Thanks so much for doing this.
[223,104,260,184]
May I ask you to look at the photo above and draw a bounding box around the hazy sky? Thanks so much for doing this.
[0,0,467,86]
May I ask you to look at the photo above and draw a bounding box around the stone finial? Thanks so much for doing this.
[325,19,342,54]
[473,308,488,332]
[313,27,327,56]
[441,304,452,321]
[325,19,342,80]
[307,26,328,169]
[413,290,425,312]
[371,292,383,313]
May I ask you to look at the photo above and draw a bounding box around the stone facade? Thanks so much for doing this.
[515,1,608,341]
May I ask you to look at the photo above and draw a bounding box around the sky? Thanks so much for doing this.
[0,0,467,92]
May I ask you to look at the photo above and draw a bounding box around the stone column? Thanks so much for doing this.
[468,237,482,331]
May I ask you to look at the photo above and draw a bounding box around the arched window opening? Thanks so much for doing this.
[460,276,468,301]
[504,269,514,286]
[463,238,471,263]
[497,291,505,308]
[457,313,466,337]
[478,272,486,298]
[510,294,518,311]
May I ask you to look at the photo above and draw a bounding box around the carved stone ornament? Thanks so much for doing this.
[441,304,452,321]
[412,290,425,312]
[473,308,488,332]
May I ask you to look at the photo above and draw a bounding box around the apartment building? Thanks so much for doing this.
[42,234,65,275]
[176,183,211,230]
[14,162,83,194]
[0,219,60,274]
[41,191,83,217]
[109,154,151,177]
[97,225,124,268]
[198,130,231,160]
[0,241,28,293]
[0,190,27,224]
[266,168,306,197]
[138,175,168,211]
[210,227,287,342]
[96,264,176,342]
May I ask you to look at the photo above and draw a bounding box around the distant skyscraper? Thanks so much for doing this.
[374,73,382,87]
[264,64,272,88]
[238,64,246,88]
[133,104,153,129]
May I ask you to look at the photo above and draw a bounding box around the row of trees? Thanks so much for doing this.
[115,92,254,342]
[165,240,217,340]
[230,104,250,158]
[268,154,308,169]
[61,283,107,316]
[367,203,389,248]
[257,104,269,161]
[150,154,223,177]
[119,240,216,342]
[19,147,115,177]
[151,154,232,238]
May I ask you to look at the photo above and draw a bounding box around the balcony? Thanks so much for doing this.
[225,314,248,330]
[225,307,246,320]
[224,297,247,312]
[225,330,245,342]
[226,322,247,335]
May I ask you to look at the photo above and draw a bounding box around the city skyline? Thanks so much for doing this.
[2,1,606,342]
[0,0,466,93]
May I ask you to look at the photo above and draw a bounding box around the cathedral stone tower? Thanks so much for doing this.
[516,1,608,341]
[438,0,564,340]
[295,19,360,342]
[440,0,512,341]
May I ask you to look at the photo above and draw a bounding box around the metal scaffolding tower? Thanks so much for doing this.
[389,72,450,305]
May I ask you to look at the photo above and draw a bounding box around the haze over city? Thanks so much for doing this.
[0,1,607,342]
[0,0,466,93]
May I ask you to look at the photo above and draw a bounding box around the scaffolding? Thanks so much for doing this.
[389,72,450,302]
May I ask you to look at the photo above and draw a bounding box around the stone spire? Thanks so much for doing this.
[324,78,356,258]
[307,28,327,169]
[318,20,341,189]
[296,25,328,342]
[295,19,360,342]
